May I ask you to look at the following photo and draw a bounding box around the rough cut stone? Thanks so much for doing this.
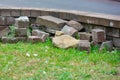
[30,24,39,30]
[55,31,64,36]
[1,37,17,43]
[32,30,49,42]
[6,17,15,25]
[78,40,91,53]
[66,20,83,31]
[61,25,78,36]
[36,16,67,30]
[113,38,120,48]
[52,35,79,49]
[28,36,45,43]
[15,16,29,28]
[0,26,10,38]
[0,16,6,25]
[92,29,106,43]
[78,32,92,41]
[99,41,113,51]
[15,28,27,37]
[106,28,119,38]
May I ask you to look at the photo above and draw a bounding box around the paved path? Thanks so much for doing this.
[0,0,120,15]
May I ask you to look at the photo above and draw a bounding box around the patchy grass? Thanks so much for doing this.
[0,39,120,80]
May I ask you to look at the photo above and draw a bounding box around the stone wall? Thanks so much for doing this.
[0,7,120,48]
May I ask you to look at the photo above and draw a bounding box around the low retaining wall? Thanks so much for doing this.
[0,7,120,48]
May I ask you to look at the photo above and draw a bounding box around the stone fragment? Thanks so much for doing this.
[55,31,64,36]
[45,28,57,34]
[0,16,6,25]
[28,36,43,43]
[30,24,39,30]
[99,41,113,51]
[15,28,27,37]
[52,35,79,49]
[67,20,83,31]
[113,38,120,48]
[61,25,78,36]
[92,29,106,43]
[78,40,91,53]
[0,26,10,38]
[32,30,49,42]
[15,16,29,28]
[6,17,15,25]
[78,32,92,41]
[36,16,67,30]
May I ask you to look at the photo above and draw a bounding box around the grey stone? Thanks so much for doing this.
[36,16,67,30]
[0,16,6,25]
[61,25,78,36]
[99,41,113,51]
[1,37,17,43]
[52,35,79,49]
[15,16,29,28]
[15,28,27,37]
[6,17,15,25]
[67,20,83,31]
[92,29,106,43]
[28,36,45,43]
[113,38,120,48]
[78,40,91,53]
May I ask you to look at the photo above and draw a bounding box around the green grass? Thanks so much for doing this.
[0,39,120,80]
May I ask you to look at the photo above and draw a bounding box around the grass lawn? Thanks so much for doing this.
[0,39,120,80]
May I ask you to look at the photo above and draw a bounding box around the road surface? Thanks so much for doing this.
[0,0,120,15]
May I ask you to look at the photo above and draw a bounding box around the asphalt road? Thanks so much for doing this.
[0,0,120,15]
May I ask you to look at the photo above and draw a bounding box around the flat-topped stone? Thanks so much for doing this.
[36,16,67,30]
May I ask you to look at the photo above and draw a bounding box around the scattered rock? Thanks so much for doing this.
[61,25,78,36]
[78,32,92,41]
[92,29,106,43]
[67,20,83,31]
[52,35,79,49]
[36,16,67,30]
[99,41,113,51]
[15,16,29,28]
[55,31,64,36]
[15,28,27,37]
[78,40,91,53]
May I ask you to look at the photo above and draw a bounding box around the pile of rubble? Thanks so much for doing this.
[1,16,114,52]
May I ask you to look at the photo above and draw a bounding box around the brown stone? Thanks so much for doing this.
[11,10,21,17]
[55,31,64,36]
[28,36,44,43]
[78,40,91,53]
[21,10,31,17]
[67,20,84,31]
[0,16,6,25]
[61,25,78,36]
[15,28,27,37]
[1,10,11,16]
[92,29,106,43]
[78,32,92,41]
[36,16,67,30]
[15,16,29,28]
[30,10,40,17]
[6,17,15,25]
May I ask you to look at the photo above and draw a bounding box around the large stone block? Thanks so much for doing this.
[106,28,119,37]
[78,32,92,41]
[15,28,27,37]
[92,29,106,43]
[52,35,79,49]
[113,37,120,48]
[78,40,91,53]
[15,16,29,28]
[30,10,40,17]
[99,41,113,51]
[66,20,84,31]
[0,16,6,25]
[61,25,78,36]
[36,16,67,30]
[32,30,49,42]
[11,10,21,17]
[0,26,10,38]
[21,10,31,17]
[1,10,11,16]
